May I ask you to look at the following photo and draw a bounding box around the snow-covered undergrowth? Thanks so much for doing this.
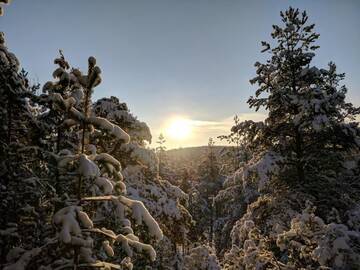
[183,245,221,270]
[222,195,360,269]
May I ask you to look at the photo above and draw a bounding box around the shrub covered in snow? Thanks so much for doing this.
[277,203,360,268]
[222,196,360,269]
[183,245,221,270]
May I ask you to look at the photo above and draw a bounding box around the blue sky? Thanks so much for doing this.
[1,0,359,148]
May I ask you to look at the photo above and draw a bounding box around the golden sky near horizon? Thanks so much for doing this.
[153,112,267,149]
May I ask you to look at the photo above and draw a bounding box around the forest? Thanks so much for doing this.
[1,2,360,270]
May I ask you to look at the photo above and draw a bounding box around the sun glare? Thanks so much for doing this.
[166,118,192,140]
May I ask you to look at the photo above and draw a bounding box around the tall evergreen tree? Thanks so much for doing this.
[239,7,360,210]
[0,32,47,265]
[217,7,360,269]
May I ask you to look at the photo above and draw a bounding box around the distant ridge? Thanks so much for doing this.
[165,145,232,167]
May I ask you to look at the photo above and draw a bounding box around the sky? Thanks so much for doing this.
[1,0,359,148]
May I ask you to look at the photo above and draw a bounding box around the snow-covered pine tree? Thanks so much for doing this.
[92,97,192,269]
[214,117,258,256]
[3,50,164,269]
[0,31,37,156]
[214,119,272,256]
[216,7,360,229]
[217,7,360,269]
[0,32,49,266]
[247,7,360,205]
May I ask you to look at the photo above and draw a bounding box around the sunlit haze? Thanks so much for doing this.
[165,117,192,141]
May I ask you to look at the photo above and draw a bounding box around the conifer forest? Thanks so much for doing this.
[1,1,360,269]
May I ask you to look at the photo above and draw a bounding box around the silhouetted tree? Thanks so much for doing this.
[156,133,167,177]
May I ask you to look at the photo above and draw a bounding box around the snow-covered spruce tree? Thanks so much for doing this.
[214,117,257,256]
[92,97,192,269]
[0,32,50,266]
[0,31,34,156]
[218,7,360,269]
[3,53,164,269]
[213,178,246,257]
[188,138,224,246]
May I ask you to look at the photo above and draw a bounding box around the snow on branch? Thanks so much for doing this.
[88,116,130,144]
[118,196,163,241]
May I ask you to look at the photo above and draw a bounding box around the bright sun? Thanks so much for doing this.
[166,118,192,140]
